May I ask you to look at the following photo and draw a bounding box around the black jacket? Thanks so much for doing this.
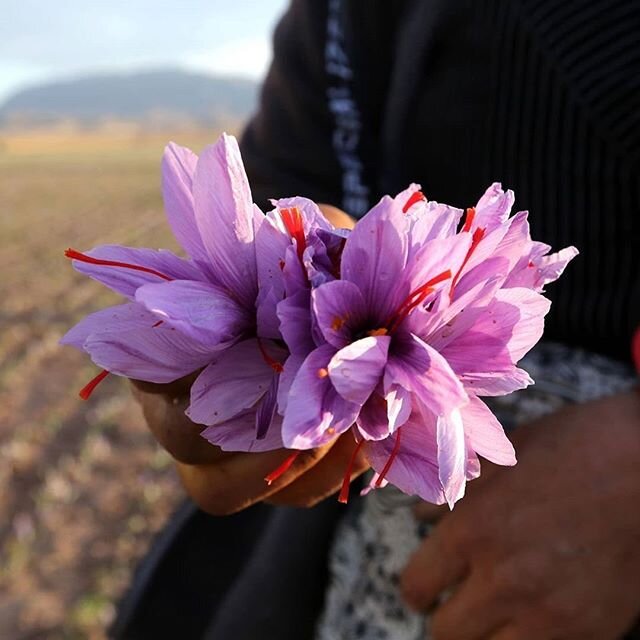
[241,0,640,360]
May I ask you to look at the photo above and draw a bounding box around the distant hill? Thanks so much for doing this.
[0,69,259,127]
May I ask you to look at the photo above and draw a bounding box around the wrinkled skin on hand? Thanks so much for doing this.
[401,390,640,640]
[130,204,369,514]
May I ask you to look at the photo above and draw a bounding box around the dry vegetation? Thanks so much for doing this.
[0,124,228,639]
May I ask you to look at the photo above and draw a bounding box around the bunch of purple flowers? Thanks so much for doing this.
[62,133,577,507]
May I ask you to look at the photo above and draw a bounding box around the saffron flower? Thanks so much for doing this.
[281,185,577,506]
[61,134,335,452]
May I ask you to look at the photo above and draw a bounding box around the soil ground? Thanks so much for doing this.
[0,125,225,639]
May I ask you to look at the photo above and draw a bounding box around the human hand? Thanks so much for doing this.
[130,203,368,514]
[401,390,640,639]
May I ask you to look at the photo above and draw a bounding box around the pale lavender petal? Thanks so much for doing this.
[474,182,515,229]
[192,134,259,307]
[461,396,516,465]
[255,375,279,440]
[135,279,249,347]
[328,335,391,405]
[386,333,467,417]
[533,247,579,290]
[460,367,533,396]
[70,245,205,299]
[277,353,305,414]
[356,392,392,441]
[312,280,367,349]
[384,383,412,432]
[256,286,283,340]
[201,412,283,453]
[161,142,210,263]
[84,323,215,383]
[436,408,467,508]
[187,339,279,426]
[60,303,155,348]
[465,443,482,480]
[440,288,550,380]
[255,212,289,323]
[405,233,472,299]
[341,196,409,322]
[282,345,360,449]
[271,196,334,233]
[364,410,446,504]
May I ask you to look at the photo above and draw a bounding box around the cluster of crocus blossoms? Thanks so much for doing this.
[61,133,577,507]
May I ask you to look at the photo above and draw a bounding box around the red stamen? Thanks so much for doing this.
[152,320,164,328]
[65,248,172,281]
[375,428,402,487]
[280,207,306,261]
[386,269,452,333]
[79,369,109,400]
[265,451,301,485]
[462,207,476,232]
[402,190,426,213]
[338,439,365,504]
[257,339,284,373]
[449,227,486,298]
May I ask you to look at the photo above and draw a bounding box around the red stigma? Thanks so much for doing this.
[449,226,486,298]
[386,269,452,333]
[280,207,306,261]
[402,190,426,213]
[265,451,301,485]
[338,439,365,504]
[375,428,402,487]
[79,369,109,400]
[257,339,284,373]
[462,207,476,232]
[65,248,172,281]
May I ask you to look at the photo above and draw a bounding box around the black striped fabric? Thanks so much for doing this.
[242,0,639,360]
[395,0,640,359]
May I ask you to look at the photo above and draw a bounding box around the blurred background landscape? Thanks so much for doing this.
[0,2,285,637]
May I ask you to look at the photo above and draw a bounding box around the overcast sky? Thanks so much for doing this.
[0,0,288,102]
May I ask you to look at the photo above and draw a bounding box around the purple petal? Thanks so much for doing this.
[276,353,304,414]
[282,345,360,449]
[441,288,550,381]
[384,383,412,432]
[461,396,516,466]
[459,367,533,396]
[201,412,283,453]
[356,392,392,441]
[161,142,210,264]
[328,335,391,405]
[385,333,468,417]
[474,182,515,230]
[255,375,279,440]
[83,321,215,383]
[436,408,467,508]
[277,289,314,356]
[341,196,409,322]
[533,247,579,290]
[192,133,259,308]
[271,196,334,233]
[60,303,155,349]
[187,339,280,426]
[135,279,249,347]
[69,245,205,299]
[364,410,446,504]
[312,280,367,349]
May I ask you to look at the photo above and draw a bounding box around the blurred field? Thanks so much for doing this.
[0,124,229,639]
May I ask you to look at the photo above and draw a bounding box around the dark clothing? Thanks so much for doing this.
[241,0,640,360]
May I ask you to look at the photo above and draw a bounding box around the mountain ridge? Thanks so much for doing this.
[0,68,259,127]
